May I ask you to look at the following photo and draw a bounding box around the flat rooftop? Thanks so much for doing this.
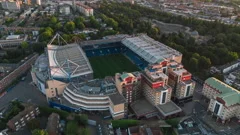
[122,34,182,64]
[108,92,126,105]
[130,99,158,117]
[47,44,93,79]
[156,101,182,117]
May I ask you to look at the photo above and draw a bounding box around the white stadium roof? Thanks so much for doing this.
[121,34,182,64]
[47,44,93,79]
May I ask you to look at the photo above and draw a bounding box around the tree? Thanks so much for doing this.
[199,56,211,69]
[32,129,48,135]
[79,128,90,135]
[76,22,85,30]
[50,16,58,24]
[189,57,199,72]
[106,18,118,29]
[55,22,62,31]
[65,121,78,135]
[74,17,85,28]
[89,16,100,29]
[64,21,75,32]
[75,114,88,125]
[21,41,29,49]
[27,119,40,130]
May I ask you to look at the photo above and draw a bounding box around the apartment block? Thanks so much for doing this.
[76,3,93,16]
[115,72,142,104]
[167,60,195,103]
[202,77,240,123]
[7,104,40,131]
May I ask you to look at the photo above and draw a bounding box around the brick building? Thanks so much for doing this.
[202,77,240,124]
[7,104,40,131]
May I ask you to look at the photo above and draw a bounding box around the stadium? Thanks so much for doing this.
[31,33,193,120]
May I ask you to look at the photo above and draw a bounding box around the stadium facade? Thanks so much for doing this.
[31,34,195,120]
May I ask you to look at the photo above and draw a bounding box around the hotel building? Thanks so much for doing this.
[202,77,240,123]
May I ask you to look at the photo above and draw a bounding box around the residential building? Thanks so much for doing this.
[202,77,240,123]
[167,60,195,103]
[46,113,60,135]
[0,35,28,49]
[115,72,142,104]
[1,1,20,11]
[218,60,240,74]
[76,2,93,16]
[7,104,40,131]
[224,68,240,89]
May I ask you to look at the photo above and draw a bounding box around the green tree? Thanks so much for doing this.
[50,16,58,24]
[89,16,100,29]
[75,114,88,125]
[199,56,211,69]
[106,18,118,29]
[74,17,85,28]
[79,128,90,135]
[55,22,63,31]
[32,129,48,135]
[77,22,85,30]
[65,121,78,135]
[27,119,40,130]
[189,57,199,72]
[21,41,29,49]
[64,21,76,32]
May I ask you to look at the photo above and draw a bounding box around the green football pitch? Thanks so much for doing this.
[89,54,140,78]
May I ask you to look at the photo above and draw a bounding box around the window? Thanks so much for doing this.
[185,85,191,97]
[161,92,167,104]
[214,103,221,115]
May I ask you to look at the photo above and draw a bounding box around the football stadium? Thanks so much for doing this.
[31,34,196,120]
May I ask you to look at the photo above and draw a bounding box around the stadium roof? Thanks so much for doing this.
[47,44,93,79]
[121,34,182,64]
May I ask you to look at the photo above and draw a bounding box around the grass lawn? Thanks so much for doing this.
[89,54,139,78]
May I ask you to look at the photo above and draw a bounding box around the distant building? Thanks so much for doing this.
[202,77,240,124]
[76,2,93,16]
[7,104,40,131]
[46,113,60,135]
[225,68,240,89]
[218,60,240,74]
[116,125,163,135]
[0,35,28,49]
[1,1,20,11]
[59,5,71,15]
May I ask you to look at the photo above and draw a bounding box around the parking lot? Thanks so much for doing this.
[0,72,48,110]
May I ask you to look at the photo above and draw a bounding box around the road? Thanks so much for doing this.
[0,71,48,110]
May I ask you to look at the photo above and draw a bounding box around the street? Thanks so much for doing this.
[0,71,48,110]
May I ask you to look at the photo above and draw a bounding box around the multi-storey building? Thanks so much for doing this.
[167,61,195,103]
[1,1,20,11]
[142,64,171,106]
[7,104,40,131]
[115,72,142,104]
[202,77,240,124]
[76,2,93,16]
